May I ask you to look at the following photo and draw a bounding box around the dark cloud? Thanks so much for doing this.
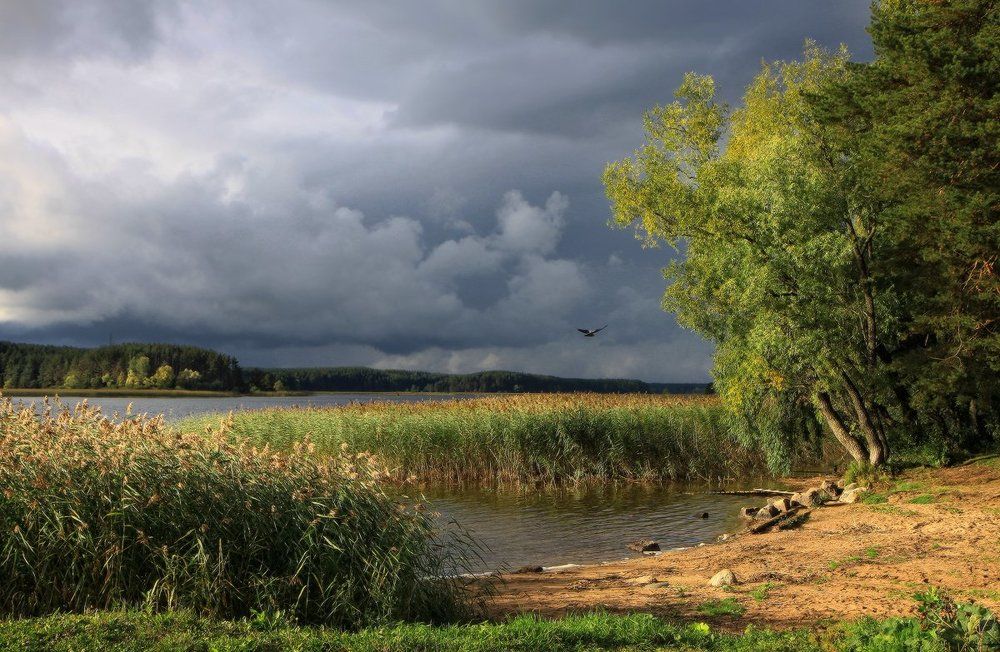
[0,1,873,381]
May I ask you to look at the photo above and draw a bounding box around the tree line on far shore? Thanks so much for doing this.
[0,342,695,394]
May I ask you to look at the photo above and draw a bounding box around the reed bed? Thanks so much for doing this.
[0,397,477,627]
[181,394,770,485]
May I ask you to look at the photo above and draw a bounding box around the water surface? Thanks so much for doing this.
[418,484,752,573]
[12,393,474,421]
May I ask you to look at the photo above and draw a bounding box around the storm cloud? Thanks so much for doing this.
[0,1,873,381]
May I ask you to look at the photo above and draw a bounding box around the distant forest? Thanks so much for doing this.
[0,342,242,391]
[243,367,702,394]
[0,341,704,394]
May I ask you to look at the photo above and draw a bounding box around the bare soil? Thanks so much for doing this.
[487,459,1000,630]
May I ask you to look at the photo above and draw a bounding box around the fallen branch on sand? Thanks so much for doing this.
[747,506,810,534]
[712,489,795,497]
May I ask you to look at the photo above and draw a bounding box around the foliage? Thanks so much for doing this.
[180,394,790,485]
[0,342,242,391]
[0,398,476,627]
[839,589,1000,652]
[604,0,999,469]
[811,0,1000,460]
[698,598,747,618]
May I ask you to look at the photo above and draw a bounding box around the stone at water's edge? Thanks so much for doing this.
[514,565,544,574]
[627,539,660,553]
[755,504,779,519]
[709,569,736,587]
[793,487,831,507]
[771,497,793,513]
[740,507,757,520]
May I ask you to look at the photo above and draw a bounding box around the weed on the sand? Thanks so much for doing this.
[750,583,778,602]
[697,598,746,618]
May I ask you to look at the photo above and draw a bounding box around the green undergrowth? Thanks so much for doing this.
[2,600,998,652]
[179,394,784,485]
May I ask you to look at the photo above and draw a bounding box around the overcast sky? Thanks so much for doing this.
[0,1,874,381]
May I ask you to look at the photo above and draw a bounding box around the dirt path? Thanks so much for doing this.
[487,459,1000,630]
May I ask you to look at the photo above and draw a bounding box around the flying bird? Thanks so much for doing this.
[577,324,608,337]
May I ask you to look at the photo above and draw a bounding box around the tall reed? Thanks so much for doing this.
[182,394,771,485]
[0,397,477,627]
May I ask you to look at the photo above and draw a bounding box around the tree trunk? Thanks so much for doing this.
[816,391,869,464]
[840,373,888,466]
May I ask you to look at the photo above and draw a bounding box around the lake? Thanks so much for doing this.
[420,484,752,573]
[10,392,475,421]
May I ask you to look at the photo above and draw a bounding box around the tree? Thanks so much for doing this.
[809,0,999,453]
[604,47,903,468]
[125,356,151,388]
[150,364,176,389]
[175,368,202,389]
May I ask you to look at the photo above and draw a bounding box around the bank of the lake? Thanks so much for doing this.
[490,461,1000,632]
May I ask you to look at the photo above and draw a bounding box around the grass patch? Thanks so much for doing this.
[697,598,746,618]
[860,492,889,504]
[907,493,937,504]
[4,606,998,651]
[890,480,926,493]
[0,398,477,627]
[0,610,823,652]
[865,547,880,559]
[180,394,773,485]
[867,504,919,517]
[828,556,861,572]
[750,582,778,602]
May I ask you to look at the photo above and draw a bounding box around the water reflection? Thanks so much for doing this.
[417,484,758,573]
[9,393,476,421]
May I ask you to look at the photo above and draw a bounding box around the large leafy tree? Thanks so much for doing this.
[605,47,899,468]
[605,0,998,469]
[812,0,999,451]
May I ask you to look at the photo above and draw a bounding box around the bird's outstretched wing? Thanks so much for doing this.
[577,328,590,334]
[593,324,608,333]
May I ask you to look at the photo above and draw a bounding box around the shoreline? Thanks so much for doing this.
[485,461,1000,630]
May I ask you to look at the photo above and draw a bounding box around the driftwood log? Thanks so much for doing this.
[712,489,795,497]
[746,506,810,534]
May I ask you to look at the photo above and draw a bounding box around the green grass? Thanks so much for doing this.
[180,394,772,486]
[0,611,817,652]
[750,583,778,602]
[860,492,889,504]
[865,547,879,559]
[0,398,476,627]
[828,556,862,572]
[907,493,937,504]
[866,504,919,517]
[697,598,746,618]
[0,598,995,651]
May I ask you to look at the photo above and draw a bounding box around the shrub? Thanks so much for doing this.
[0,398,477,627]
